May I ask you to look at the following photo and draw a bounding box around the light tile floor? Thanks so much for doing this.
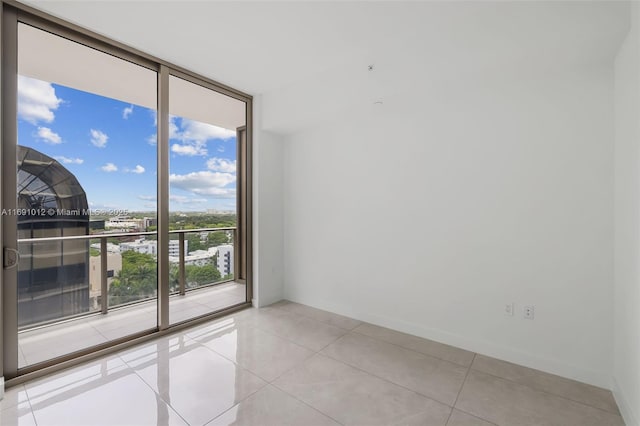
[2,300,624,426]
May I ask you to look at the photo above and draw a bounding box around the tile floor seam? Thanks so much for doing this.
[264,347,319,385]
[243,321,327,355]
[21,384,38,426]
[446,408,500,426]
[467,366,623,417]
[346,323,621,418]
[446,353,476,425]
[313,330,350,354]
[119,337,270,426]
[318,351,455,409]
[194,322,317,384]
[250,310,348,350]
[349,328,472,368]
[269,381,347,426]
[128,365,193,426]
[203,399,238,426]
[199,380,270,426]
[270,302,361,331]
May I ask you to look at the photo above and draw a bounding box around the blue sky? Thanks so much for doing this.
[17,75,238,213]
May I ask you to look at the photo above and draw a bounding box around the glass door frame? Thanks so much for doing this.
[0,1,253,384]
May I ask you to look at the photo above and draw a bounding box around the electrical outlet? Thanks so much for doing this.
[505,303,514,316]
[524,305,535,320]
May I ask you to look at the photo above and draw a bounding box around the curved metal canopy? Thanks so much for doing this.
[17,145,88,213]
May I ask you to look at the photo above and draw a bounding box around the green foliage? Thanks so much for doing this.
[109,250,224,306]
[90,247,100,257]
[121,250,156,267]
[169,214,236,230]
[108,251,157,306]
[186,264,221,287]
[185,234,204,251]
[207,231,229,246]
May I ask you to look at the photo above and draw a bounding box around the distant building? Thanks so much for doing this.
[88,252,122,310]
[216,245,233,277]
[120,238,158,256]
[119,238,186,257]
[105,216,144,230]
[168,239,187,257]
[169,247,218,266]
[143,217,157,229]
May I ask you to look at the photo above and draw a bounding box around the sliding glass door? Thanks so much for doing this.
[1,4,252,381]
[167,74,247,325]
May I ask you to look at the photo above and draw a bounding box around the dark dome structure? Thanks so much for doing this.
[17,145,90,327]
[18,145,88,214]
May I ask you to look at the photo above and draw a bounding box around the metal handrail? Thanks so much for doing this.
[17,226,237,243]
[17,227,236,319]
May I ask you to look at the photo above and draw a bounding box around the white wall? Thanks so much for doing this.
[253,96,285,307]
[282,65,615,388]
[613,3,640,424]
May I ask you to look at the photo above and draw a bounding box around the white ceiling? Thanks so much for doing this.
[22,1,630,134]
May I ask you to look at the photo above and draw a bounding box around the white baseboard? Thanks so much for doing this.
[612,377,639,426]
[286,295,612,389]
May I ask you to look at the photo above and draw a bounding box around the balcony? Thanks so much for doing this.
[16,228,245,369]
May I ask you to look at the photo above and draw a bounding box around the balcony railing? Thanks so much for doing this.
[16,227,236,330]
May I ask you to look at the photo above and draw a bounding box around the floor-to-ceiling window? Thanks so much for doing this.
[1,4,252,381]
[167,74,247,325]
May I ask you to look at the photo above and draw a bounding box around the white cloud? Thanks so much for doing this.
[138,195,157,201]
[169,117,236,157]
[176,118,236,142]
[171,143,207,156]
[101,163,118,172]
[122,105,134,119]
[17,75,62,125]
[169,116,180,138]
[36,127,62,145]
[169,171,236,197]
[55,156,84,165]
[90,129,109,148]
[124,165,145,174]
[145,117,235,156]
[206,158,236,173]
[170,195,207,204]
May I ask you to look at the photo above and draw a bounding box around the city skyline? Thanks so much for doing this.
[17,74,238,213]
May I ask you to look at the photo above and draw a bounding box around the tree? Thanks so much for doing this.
[108,251,157,306]
[207,231,229,247]
[186,264,221,288]
[185,234,204,251]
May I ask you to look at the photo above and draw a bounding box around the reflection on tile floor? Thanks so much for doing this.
[4,299,625,426]
[18,282,246,368]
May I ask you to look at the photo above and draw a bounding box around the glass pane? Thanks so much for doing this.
[167,75,245,325]
[16,23,157,368]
